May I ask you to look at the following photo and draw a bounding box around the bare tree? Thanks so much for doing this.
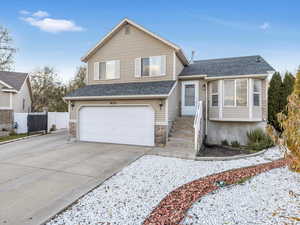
[68,66,86,93]
[0,26,16,71]
[31,67,68,112]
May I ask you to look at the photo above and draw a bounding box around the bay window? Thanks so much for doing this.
[253,79,261,106]
[236,79,247,106]
[224,80,235,106]
[211,81,219,107]
[223,79,248,107]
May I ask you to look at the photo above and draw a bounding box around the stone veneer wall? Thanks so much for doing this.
[0,110,13,131]
[155,125,168,146]
[69,121,76,138]
[69,121,167,146]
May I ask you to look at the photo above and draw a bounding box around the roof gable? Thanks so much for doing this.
[81,18,188,65]
[0,71,28,91]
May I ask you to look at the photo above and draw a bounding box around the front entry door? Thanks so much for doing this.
[181,81,199,116]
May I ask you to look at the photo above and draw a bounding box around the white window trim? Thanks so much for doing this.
[210,81,219,108]
[236,79,248,107]
[253,79,262,107]
[140,55,166,77]
[223,79,248,107]
[98,60,120,80]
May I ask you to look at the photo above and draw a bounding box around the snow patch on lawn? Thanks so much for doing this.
[48,147,286,225]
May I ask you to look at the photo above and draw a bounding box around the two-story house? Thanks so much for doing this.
[0,71,32,131]
[65,18,275,149]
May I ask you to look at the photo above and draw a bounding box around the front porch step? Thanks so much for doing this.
[172,124,194,130]
[166,116,196,149]
[170,129,194,137]
[166,141,194,149]
[169,135,194,142]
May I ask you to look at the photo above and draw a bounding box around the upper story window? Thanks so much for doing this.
[224,79,248,107]
[210,81,219,107]
[135,55,166,77]
[141,58,150,76]
[253,79,261,106]
[94,60,120,80]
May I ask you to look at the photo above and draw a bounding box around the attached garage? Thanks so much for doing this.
[79,106,155,146]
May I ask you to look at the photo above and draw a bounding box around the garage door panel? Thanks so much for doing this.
[79,106,154,146]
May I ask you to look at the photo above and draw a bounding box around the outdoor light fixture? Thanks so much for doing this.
[70,101,75,110]
[159,100,164,110]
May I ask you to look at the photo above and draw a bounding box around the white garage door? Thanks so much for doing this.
[79,106,155,146]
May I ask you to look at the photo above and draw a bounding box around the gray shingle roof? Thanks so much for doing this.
[66,80,176,97]
[180,55,275,77]
[0,71,28,90]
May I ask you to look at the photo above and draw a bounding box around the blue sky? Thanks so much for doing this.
[1,0,299,82]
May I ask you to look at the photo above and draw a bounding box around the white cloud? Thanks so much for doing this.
[19,10,30,15]
[260,22,270,30]
[32,10,49,18]
[22,17,84,33]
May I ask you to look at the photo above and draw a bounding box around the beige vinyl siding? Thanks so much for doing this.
[167,83,179,123]
[12,79,32,113]
[223,107,249,119]
[261,79,267,120]
[175,55,184,77]
[253,107,262,119]
[209,107,219,119]
[70,99,166,123]
[0,84,11,108]
[87,24,174,84]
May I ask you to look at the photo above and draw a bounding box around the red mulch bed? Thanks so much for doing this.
[143,159,287,225]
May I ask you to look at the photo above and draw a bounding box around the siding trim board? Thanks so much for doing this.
[179,74,268,80]
[210,118,262,122]
[65,94,169,100]
[204,74,268,80]
[173,51,176,80]
[0,80,13,89]
[2,89,18,93]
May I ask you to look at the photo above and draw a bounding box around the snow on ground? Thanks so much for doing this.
[183,167,300,225]
[48,147,288,225]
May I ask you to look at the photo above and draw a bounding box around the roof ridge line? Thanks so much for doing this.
[193,55,261,62]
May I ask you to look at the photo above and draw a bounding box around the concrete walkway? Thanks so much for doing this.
[0,130,150,225]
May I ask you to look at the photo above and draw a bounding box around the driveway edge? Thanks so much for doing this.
[0,133,43,146]
[40,148,152,225]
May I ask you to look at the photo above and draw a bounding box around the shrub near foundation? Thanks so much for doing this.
[221,139,229,146]
[268,69,300,172]
[247,129,274,151]
[230,141,240,148]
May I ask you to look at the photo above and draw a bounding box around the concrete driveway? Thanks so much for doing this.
[0,130,150,225]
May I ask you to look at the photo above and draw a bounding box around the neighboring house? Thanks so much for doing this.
[65,18,275,148]
[0,71,32,130]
